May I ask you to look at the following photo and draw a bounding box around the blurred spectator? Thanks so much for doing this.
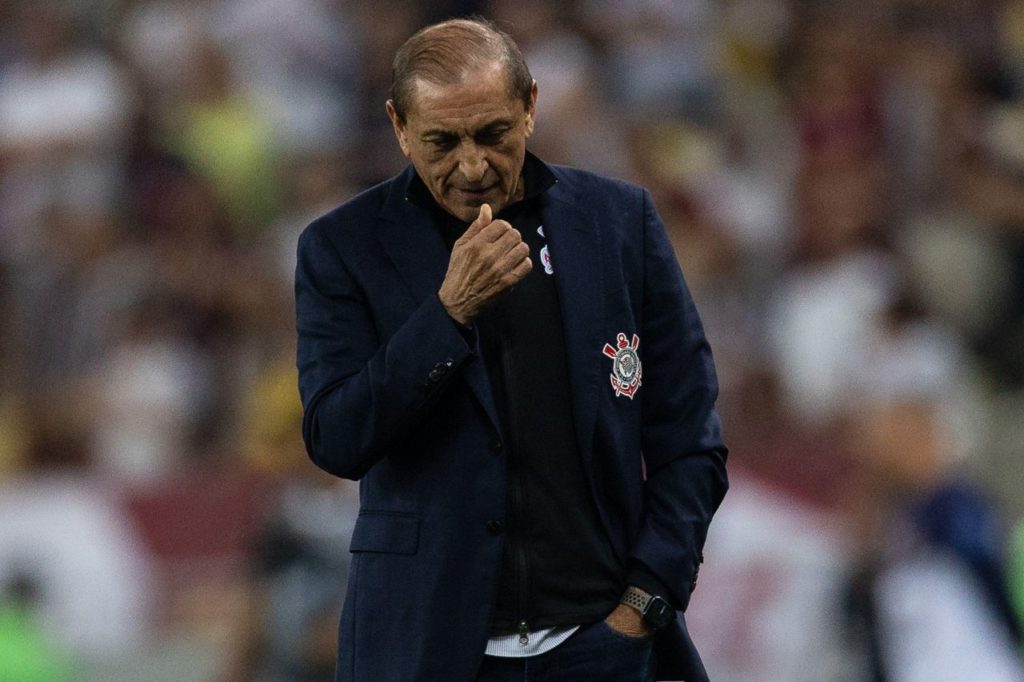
[215,0,361,155]
[89,292,217,482]
[768,171,897,424]
[220,358,358,681]
[686,469,853,682]
[1011,519,1024,644]
[841,317,1024,681]
[0,419,153,662]
[0,572,74,682]
[169,39,282,233]
[784,9,888,169]
[119,0,215,102]
[0,1,133,263]
[581,0,718,124]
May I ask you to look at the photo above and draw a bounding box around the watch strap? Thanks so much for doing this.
[620,586,654,614]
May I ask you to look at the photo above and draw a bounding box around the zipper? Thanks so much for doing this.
[502,335,531,646]
[511,463,529,645]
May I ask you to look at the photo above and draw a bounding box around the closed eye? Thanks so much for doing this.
[475,130,507,146]
[425,135,458,151]
[475,127,510,146]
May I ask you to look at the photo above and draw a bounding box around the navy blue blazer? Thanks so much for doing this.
[295,159,728,681]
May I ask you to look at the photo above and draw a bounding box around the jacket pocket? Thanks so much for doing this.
[349,511,419,555]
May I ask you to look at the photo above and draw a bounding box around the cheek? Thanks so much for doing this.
[435,165,464,196]
[418,155,450,181]
[493,146,523,176]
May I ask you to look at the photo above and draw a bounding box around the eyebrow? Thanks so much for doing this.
[419,119,515,141]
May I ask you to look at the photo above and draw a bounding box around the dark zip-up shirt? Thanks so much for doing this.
[407,154,622,636]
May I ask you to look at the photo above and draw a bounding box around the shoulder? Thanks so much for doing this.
[542,164,658,253]
[298,170,407,253]
[916,481,1005,553]
[544,163,652,234]
[547,163,647,204]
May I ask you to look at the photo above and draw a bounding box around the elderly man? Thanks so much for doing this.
[295,18,727,682]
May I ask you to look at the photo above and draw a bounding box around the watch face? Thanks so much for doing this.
[645,596,675,629]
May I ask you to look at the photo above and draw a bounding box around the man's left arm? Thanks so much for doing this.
[626,188,729,615]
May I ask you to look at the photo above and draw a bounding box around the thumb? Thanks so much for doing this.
[467,203,492,235]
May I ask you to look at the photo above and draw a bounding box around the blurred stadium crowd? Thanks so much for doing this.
[2,0,1024,679]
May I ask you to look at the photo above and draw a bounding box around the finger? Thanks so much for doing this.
[475,249,532,301]
[477,234,525,280]
[471,219,516,245]
[497,246,532,278]
[489,226,523,253]
[479,254,532,301]
[457,217,508,248]
[507,256,533,283]
[456,203,493,245]
[495,240,530,270]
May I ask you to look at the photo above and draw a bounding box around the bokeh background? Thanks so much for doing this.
[2,0,1024,680]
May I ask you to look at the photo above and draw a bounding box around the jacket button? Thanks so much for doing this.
[490,439,503,455]
[486,520,504,535]
[426,358,455,385]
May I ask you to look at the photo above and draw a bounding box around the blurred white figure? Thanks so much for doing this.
[580,0,717,121]
[0,476,152,658]
[873,552,1023,682]
[769,249,898,424]
[0,2,133,263]
[91,301,214,483]
[213,0,360,154]
[843,319,1024,682]
[685,470,853,682]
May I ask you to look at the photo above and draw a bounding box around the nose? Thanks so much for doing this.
[457,143,488,185]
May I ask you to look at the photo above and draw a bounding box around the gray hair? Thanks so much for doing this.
[390,18,533,124]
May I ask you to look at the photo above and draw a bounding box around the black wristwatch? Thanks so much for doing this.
[620,586,675,631]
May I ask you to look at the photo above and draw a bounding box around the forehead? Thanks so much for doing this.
[405,63,524,132]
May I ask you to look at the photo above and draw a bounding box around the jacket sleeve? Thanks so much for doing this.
[294,218,475,480]
[627,188,729,611]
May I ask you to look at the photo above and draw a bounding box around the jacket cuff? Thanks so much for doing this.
[626,560,684,611]
[440,298,478,348]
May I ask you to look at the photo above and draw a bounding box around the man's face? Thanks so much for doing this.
[387,62,537,222]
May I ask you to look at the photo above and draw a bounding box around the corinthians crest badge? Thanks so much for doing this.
[602,333,642,399]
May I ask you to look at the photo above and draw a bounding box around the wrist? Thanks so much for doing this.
[620,586,674,632]
[447,310,472,329]
[604,603,651,637]
[437,292,471,327]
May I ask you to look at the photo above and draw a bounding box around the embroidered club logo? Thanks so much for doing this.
[537,226,554,275]
[540,244,554,274]
[602,333,642,399]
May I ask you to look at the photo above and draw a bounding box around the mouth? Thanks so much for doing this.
[454,185,495,200]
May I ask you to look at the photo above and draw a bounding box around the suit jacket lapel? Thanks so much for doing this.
[542,176,605,470]
[377,171,449,307]
[376,169,502,433]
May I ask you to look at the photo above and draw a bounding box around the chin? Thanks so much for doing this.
[449,205,479,222]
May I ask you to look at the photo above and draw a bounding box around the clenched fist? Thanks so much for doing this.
[438,203,532,325]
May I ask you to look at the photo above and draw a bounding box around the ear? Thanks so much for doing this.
[385,100,411,158]
[524,80,538,138]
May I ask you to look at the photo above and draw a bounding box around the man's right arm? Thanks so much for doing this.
[295,219,475,480]
[294,204,530,480]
